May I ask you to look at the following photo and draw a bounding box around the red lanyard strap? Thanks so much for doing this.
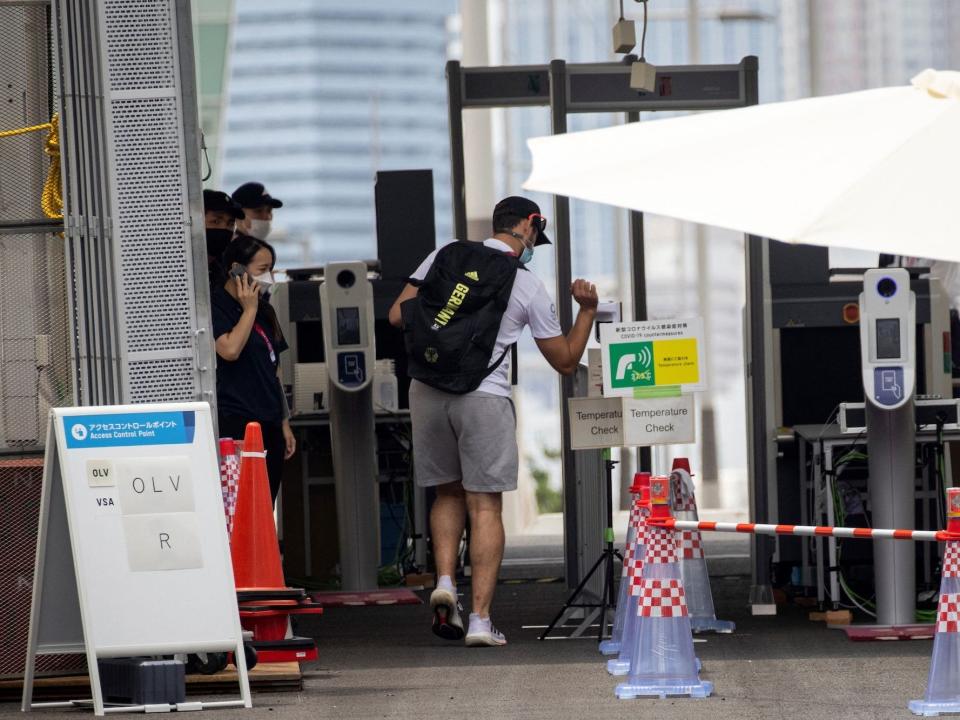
[253,323,276,364]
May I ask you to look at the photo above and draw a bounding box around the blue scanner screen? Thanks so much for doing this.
[876,318,900,359]
[336,307,361,346]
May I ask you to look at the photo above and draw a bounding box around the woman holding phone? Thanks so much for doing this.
[211,234,295,502]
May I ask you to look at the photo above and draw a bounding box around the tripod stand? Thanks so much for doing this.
[540,457,622,642]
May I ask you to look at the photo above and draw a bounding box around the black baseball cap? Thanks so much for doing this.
[203,189,245,219]
[493,195,551,246]
[232,182,283,209]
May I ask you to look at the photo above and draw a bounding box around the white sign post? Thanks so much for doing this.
[22,403,251,716]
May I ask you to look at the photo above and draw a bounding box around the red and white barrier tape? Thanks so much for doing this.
[650,518,953,543]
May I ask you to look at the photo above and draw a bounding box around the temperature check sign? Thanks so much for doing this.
[600,318,705,398]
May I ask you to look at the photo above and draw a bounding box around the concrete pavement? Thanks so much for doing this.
[3,571,938,720]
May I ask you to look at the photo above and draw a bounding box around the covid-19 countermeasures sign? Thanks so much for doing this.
[599,318,705,397]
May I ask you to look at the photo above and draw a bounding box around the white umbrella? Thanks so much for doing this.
[524,69,960,262]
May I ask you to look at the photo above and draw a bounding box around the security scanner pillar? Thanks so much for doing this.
[860,268,917,626]
[319,262,379,591]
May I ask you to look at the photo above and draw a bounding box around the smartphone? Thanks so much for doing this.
[229,263,247,281]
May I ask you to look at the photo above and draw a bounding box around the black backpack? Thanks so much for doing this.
[401,241,520,394]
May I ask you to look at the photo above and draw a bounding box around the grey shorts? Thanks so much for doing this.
[408,380,519,493]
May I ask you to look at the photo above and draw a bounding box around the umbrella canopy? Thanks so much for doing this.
[524,69,960,262]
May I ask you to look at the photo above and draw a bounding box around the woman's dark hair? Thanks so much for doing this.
[219,233,283,341]
[221,232,276,271]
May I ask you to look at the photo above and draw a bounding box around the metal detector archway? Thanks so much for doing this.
[446,56,773,610]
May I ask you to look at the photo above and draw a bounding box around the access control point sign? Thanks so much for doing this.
[600,318,705,397]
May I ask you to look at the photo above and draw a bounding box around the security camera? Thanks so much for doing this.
[630,60,657,93]
[612,19,636,53]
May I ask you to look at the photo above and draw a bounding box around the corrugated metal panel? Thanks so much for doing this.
[0,0,215,683]
[98,0,213,403]
[0,4,73,450]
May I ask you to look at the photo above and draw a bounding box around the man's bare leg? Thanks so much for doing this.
[431,481,466,579]
[464,490,504,618]
[429,482,467,639]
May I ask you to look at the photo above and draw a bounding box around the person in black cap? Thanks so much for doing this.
[388,195,598,647]
[232,182,282,241]
[203,189,245,284]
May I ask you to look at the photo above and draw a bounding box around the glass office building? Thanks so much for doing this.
[221,0,458,265]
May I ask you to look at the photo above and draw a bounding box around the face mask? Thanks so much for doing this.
[247,218,272,240]
[205,228,234,259]
[251,270,275,289]
[519,244,534,265]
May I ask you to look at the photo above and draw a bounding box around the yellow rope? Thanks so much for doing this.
[0,121,51,139]
[0,114,63,219]
[41,114,62,220]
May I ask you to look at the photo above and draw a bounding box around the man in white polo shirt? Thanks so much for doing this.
[389,196,597,646]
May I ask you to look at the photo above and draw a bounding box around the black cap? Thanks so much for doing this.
[493,195,550,246]
[203,189,245,219]
[232,182,283,209]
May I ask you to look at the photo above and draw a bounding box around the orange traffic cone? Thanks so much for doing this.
[231,422,284,590]
[909,488,960,716]
[670,458,735,634]
[229,423,323,663]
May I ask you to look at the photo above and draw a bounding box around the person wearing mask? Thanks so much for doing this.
[203,189,244,283]
[389,196,598,647]
[212,234,295,501]
[232,182,282,241]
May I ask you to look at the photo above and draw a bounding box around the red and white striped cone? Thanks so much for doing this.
[615,476,712,700]
[670,458,735,634]
[608,478,651,674]
[218,438,241,539]
[910,488,960,716]
[602,473,651,656]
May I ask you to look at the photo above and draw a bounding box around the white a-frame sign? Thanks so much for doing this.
[22,403,251,715]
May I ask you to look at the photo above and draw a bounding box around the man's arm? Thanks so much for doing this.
[535,279,598,376]
[388,283,418,328]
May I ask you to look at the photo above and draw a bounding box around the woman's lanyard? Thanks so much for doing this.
[252,323,276,365]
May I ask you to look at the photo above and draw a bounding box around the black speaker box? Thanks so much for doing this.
[375,169,437,282]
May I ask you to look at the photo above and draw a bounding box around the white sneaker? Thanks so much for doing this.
[430,586,464,640]
[465,613,507,647]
